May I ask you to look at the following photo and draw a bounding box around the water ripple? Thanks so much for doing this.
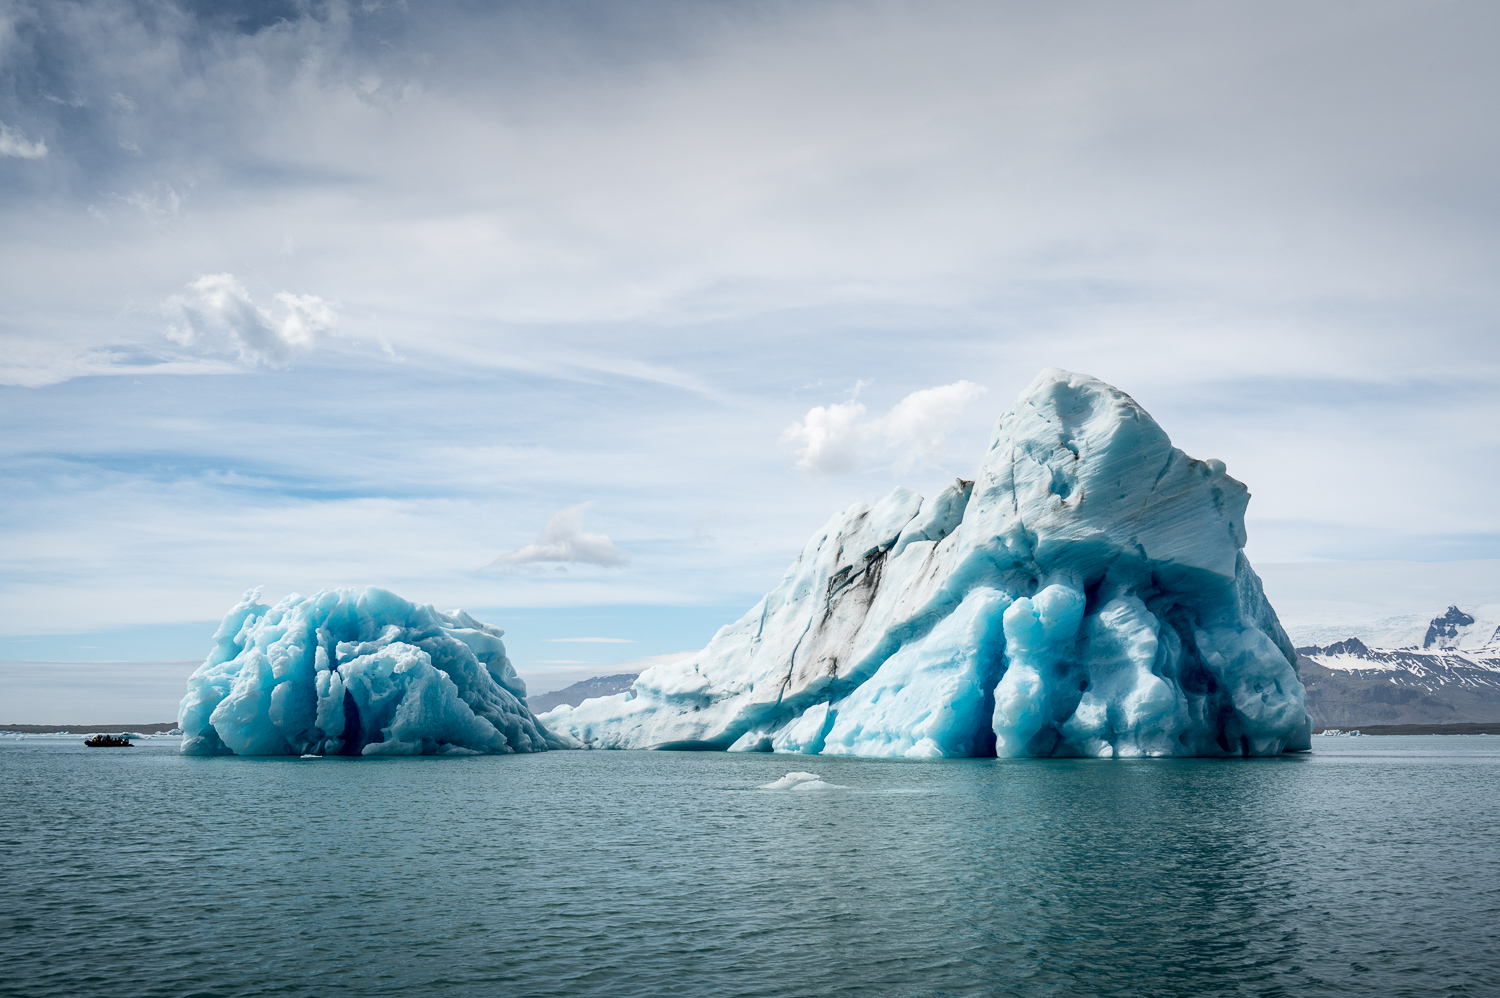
[2,737,1498,997]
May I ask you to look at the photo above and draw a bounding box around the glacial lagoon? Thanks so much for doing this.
[3,735,1498,997]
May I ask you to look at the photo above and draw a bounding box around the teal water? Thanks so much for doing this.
[2,736,1498,998]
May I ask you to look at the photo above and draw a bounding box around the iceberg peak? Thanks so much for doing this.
[546,369,1310,758]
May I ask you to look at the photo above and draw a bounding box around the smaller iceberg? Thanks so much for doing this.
[759,772,849,790]
[179,587,573,756]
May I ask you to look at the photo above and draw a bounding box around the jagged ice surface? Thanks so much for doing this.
[545,369,1311,758]
[180,588,571,756]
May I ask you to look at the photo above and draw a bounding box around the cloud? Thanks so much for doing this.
[163,274,337,366]
[782,381,986,476]
[0,123,46,158]
[619,651,698,672]
[118,185,183,219]
[486,504,632,568]
[545,637,635,643]
[878,381,988,474]
[692,509,721,546]
[781,398,868,476]
[0,350,238,389]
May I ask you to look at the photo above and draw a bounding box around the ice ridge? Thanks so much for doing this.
[179,587,573,756]
[544,369,1312,758]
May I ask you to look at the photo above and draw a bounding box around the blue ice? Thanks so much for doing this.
[544,369,1313,758]
[179,587,571,756]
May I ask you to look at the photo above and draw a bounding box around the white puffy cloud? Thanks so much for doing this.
[782,381,986,476]
[780,399,867,476]
[0,122,46,158]
[486,504,632,568]
[878,381,988,474]
[163,274,336,366]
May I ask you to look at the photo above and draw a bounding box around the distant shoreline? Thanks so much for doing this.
[1313,722,1500,736]
[1,722,178,734]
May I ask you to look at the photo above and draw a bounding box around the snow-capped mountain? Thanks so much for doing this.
[1279,602,1500,652]
[1297,607,1500,727]
[1419,605,1500,651]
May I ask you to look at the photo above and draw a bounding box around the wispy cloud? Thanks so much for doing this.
[693,509,720,546]
[117,185,183,220]
[783,381,986,476]
[485,504,632,569]
[0,123,46,158]
[619,651,698,672]
[879,382,990,473]
[0,349,239,389]
[163,274,337,366]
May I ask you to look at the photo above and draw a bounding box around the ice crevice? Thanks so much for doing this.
[544,369,1312,758]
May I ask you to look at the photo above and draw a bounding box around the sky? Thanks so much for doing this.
[3,0,1500,717]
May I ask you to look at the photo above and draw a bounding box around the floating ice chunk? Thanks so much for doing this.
[759,771,822,789]
[759,771,849,790]
[179,587,574,757]
[549,369,1312,758]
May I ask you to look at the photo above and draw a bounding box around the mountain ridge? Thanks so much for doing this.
[1298,605,1500,727]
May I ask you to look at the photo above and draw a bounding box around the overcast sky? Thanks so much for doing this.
[3,0,1499,696]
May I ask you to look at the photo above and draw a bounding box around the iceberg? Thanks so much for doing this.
[179,587,573,756]
[759,771,850,790]
[545,369,1312,758]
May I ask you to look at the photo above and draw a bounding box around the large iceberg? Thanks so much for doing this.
[545,369,1312,758]
[179,587,572,756]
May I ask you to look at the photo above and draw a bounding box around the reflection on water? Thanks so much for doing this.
[1,735,1497,997]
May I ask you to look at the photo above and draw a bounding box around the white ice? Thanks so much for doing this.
[179,587,575,756]
[759,772,849,790]
[544,369,1312,758]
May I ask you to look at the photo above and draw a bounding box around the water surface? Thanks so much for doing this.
[2,735,1498,997]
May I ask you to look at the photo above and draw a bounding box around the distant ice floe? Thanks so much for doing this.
[179,587,575,757]
[759,771,849,791]
[544,369,1312,759]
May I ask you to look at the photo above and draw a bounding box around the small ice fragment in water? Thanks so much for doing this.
[759,771,849,790]
[759,771,821,789]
